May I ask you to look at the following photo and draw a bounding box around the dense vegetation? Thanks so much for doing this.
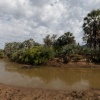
[4,32,77,65]
[0,49,5,58]
[10,46,54,65]
[1,9,100,66]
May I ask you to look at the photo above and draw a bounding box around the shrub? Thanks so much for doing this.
[11,46,54,65]
[0,49,4,58]
[10,49,25,62]
[90,50,100,63]
[24,46,54,65]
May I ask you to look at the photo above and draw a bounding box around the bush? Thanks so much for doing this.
[90,50,100,63]
[23,46,54,65]
[10,49,25,62]
[0,49,4,58]
[54,44,78,63]
[82,48,100,63]
[72,54,83,61]
[10,46,54,65]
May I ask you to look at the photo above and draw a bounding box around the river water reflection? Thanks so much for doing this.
[0,59,100,90]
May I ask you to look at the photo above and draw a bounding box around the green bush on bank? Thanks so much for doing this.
[54,44,83,63]
[0,49,4,58]
[81,48,100,63]
[10,46,54,65]
[90,50,100,63]
[10,48,26,62]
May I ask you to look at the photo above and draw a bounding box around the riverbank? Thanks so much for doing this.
[2,58,100,68]
[0,83,100,100]
[46,58,100,68]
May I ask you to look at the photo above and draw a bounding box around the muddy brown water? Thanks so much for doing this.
[0,59,100,90]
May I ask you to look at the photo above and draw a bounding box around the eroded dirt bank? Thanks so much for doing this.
[0,83,100,100]
[46,58,100,68]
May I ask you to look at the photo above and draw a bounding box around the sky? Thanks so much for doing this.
[0,0,100,48]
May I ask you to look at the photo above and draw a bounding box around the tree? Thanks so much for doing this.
[83,9,100,49]
[4,42,21,58]
[43,34,57,46]
[53,32,75,48]
[4,39,39,58]
[22,38,36,48]
[0,49,4,58]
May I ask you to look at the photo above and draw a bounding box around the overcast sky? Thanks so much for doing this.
[0,0,100,48]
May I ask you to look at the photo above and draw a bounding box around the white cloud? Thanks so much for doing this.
[0,0,100,48]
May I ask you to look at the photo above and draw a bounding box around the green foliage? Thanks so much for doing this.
[0,49,4,58]
[54,44,81,63]
[61,44,77,55]
[72,54,83,61]
[59,44,84,56]
[83,9,100,49]
[10,48,26,62]
[90,50,100,63]
[43,34,57,47]
[4,39,39,58]
[53,32,75,53]
[10,46,54,65]
[80,47,100,63]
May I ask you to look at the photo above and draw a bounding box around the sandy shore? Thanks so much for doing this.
[0,83,100,100]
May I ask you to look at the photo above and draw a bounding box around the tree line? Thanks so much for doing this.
[0,9,100,65]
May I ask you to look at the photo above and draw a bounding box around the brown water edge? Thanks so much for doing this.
[0,83,100,100]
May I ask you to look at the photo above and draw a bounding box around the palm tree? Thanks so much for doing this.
[53,32,75,48]
[83,9,100,49]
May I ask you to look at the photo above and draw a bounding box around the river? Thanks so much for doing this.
[0,59,100,90]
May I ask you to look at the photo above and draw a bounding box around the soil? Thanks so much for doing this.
[0,83,100,100]
[47,58,100,68]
